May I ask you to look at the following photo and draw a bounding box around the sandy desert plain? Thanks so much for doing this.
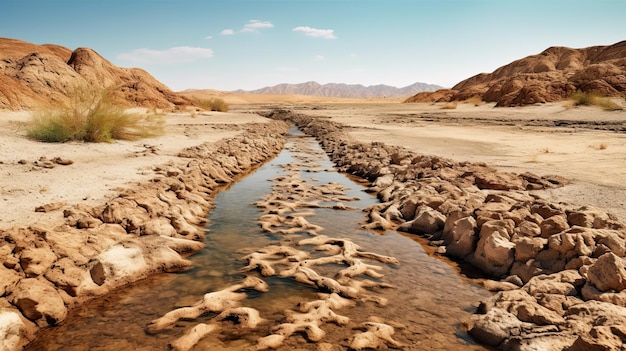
[4,94,625,229]
[2,93,626,350]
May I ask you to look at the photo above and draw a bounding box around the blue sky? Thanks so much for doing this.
[1,0,625,91]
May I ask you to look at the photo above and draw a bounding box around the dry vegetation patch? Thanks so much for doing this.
[27,86,164,143]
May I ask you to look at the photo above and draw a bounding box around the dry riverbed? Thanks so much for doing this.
[1,100,626,351]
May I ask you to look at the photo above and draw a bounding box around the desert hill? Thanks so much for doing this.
[233,81,442,98]
[406,41,626,106]
[0,38,190,110]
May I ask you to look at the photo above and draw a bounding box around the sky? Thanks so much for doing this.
[1,0,625,91]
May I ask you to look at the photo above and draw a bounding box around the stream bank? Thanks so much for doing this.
[263,109,626,351]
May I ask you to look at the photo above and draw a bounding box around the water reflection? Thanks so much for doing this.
[26,128,492,351]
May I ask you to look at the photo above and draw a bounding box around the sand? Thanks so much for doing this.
[281,100,626,221]
[0,109,268,229]
[1,96,625,227]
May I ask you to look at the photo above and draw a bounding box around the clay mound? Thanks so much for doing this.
[0,37,190,110]
[405,41,626,107]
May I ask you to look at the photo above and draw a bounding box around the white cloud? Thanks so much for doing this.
[241,20,274,33]
[117,46,214,64]
[292,26,337,39]
[313,55,325,61]
[204,35,213,40]
[222,20,274,36]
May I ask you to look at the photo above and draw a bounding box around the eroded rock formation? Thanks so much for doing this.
[0,38,190,110]
[405,41,626,106]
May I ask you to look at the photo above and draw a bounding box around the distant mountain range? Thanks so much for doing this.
[232,81,443,98]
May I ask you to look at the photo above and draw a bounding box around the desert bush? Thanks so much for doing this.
[464,95,483,106]
[441,102,458,109]
[570,91,622,111]
[27,86,163,142]
[192,97,229,112]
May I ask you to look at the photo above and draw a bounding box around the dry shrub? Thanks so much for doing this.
[27,86,163,143]
[464,96,483,106]
[570,91,622,111]
[441,102,458,109]
[192,97,229,112]
[599,143,608,150]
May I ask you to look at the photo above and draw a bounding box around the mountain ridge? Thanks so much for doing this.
[232,81,443,98]
[0,37,190,110]
[406,41,626,107]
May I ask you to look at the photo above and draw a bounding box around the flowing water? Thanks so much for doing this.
[26,128,492,351]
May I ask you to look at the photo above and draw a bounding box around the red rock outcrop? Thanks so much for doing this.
[0,38,190,110]
[405,41,626,106]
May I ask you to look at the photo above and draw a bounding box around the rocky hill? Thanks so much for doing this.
[0,38,190,110]
[406,41,626,106]
[234,81,443,98]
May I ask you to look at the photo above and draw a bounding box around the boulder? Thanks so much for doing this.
[514,237,547,262]
[8,278,67,327]
[540,215,570,238]
[587,253,626,292]
[19,247,57,277]
[471,220,516,277]
[442,215,477,258]
[397,206,445,235]
[0,309,28,351]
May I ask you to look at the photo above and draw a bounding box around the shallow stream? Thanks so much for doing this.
[26,128,492,351]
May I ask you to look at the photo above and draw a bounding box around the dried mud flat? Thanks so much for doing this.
[1,100,626,351]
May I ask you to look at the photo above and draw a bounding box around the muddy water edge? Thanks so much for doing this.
[25,127,492,351]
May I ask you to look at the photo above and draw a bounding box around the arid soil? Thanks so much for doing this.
[1,99,626,351]
[280,101,626,222]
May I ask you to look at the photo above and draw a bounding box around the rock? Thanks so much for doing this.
[471,220,516,277]
[397,206,445,235]
[514,237,547,262]
[442,214,478,258]
[568,325,626,351]
[0,266,21,296]
[34,202,66,213]
[540,215,570,238]
[523,270,584,297]
[469,309,533,347]
[19,247,57,277]
[587,253,626,292]
[0,309,28,351]
[8,278,67,327]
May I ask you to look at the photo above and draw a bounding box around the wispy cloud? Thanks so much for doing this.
[292,26,337,39]
[222,20,274,36]
[313,55,325,61]
[117,46,214,64]
[204,35,213,40]
[241,20,274,33]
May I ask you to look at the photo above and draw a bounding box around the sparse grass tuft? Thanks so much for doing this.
[192,97,229,112]
[570,91,622,111]
[589,143,609,150]
[27,86,163,143]
[464,95,483,106]
[441,101,458,109]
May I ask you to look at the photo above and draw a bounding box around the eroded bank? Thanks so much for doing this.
[262,109,626,351]
[0,120,289,351]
